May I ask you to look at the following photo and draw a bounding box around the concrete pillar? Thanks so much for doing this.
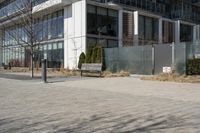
[133,11,139,46]
[158,18,163,44]
[64,0,87,69]
[193,25,200,42]
[0,30,3,67]
[64,6,70,69]
[198,25,200,42]
[118,10,123,47]
[175,20,180,44]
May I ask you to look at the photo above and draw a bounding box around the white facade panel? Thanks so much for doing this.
[64,0,86,69]
[133,11,139,46]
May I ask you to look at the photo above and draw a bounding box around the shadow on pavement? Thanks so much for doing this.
[0,72,96,83]
[0,73,40,80]
[0,112,191,133]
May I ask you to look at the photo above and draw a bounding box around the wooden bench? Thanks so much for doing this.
[81,63,102,77]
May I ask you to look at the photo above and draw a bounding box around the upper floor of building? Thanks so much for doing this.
[91,0,200,24]
[1,0,200,24]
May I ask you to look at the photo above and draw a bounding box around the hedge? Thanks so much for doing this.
[186,58,200,75]
[78,46,105,70]
[78,52,86,69]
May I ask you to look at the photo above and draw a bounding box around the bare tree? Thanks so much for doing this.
[0,0,46,78]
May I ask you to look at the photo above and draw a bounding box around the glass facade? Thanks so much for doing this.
[2,9,64,68]
[180,24,193,42]
[94,0,200,24]
[87,4,118,37]
[34,10,64,41]
[34,41,64,68]
[2,47,25,67]
[87,4,118,49]
[0,0,49,18]
[87,37,118,50]
[139,15,158,45]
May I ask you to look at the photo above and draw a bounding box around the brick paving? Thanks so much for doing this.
[0,74,200,133]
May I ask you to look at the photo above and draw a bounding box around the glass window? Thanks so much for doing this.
[48,43,52,50]
[39,45,43,51]
[97,39,107,48]
[87,5,97,34]
[97,7,108,36]
[108,40,118,48]
[87,37,96,51]
[139,15,158,45]
[87,4,96,14]
[53,43,57,50]
[139,15,145,41]
[107,9,118,37]
[87,5,118,37]
[58,42,63,49]
[43,44,47,51]
[180,24,193,42]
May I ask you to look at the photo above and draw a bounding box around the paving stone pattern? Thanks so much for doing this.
[0,75,200,133]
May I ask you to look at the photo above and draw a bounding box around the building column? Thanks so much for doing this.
[158,18,163,44]
[118,10,123,47]
[193,25,200,42]
[64,6,70,69]
[0,30,2,67]
[175,20,180,44]
[133,11,139,46]
[64,0,87,69]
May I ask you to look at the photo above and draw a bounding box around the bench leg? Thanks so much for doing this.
[81,71,83,77]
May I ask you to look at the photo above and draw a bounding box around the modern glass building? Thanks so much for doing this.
[0,0,200,69]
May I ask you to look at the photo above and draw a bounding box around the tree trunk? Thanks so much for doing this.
[31,52,34,78]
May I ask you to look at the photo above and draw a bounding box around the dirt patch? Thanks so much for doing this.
[141,73,200,83]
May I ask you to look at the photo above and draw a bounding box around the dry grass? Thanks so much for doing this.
[34,69,80,77]
[0,67,30,72]
[102,71,130,78]
[0,67,130,78]
[141,73,200,83]
[0,67,80,77]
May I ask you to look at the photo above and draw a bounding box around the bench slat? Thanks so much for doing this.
[81,63,102,77]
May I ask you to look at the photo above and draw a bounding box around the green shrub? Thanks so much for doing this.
[85,48,93,63]
[96,47,102,63]
[186,58,200,75]
[85,46,106,70]
[91,47,98,63]
[91,46,102,63]
[78,52,86,69]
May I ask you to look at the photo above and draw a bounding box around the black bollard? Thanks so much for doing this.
[42,59,47,83]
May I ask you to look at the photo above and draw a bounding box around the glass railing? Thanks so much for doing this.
[0,0,48,18]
